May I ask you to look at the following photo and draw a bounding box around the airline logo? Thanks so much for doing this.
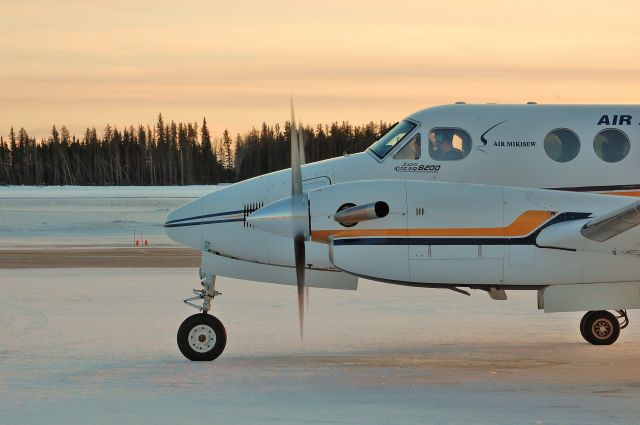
[478,120,536,151]
[597,115,634,125]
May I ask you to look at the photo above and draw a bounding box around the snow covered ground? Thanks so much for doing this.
[0,186,216,248]
[1,269,639,425]
[1,187,639,424]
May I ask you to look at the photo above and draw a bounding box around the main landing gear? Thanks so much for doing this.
[579,310,629,345]
[177,273,227,361]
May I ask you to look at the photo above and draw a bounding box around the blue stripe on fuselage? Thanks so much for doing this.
[164,218,244,228]
[165,209,244,225]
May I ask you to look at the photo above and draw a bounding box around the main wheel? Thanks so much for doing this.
[581,310,620,345]
[579,311,595,341]
[177,313,227,361]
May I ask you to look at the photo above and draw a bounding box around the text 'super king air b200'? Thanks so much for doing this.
[166,102,640,361]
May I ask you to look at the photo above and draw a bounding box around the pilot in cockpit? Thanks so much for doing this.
[431,129,464,161]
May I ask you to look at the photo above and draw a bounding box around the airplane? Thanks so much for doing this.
[165,102,640,361]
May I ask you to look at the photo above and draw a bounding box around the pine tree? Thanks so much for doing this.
[0,116,389,185]
[200,117,215,183]
[222,129,232,170]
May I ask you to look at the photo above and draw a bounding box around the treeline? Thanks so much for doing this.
[0,114,392,185]
[234,121,393,181]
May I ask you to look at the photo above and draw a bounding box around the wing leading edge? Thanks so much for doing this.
[581,201,640,242]
[537,200,640,253]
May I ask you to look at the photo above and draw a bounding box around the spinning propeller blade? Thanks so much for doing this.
[299,119,309,314]
[290,98,307,339]
[294,235,305,339]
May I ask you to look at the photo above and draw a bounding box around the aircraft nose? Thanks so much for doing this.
[164,198,204,250]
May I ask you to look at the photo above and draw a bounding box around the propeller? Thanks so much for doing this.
[245,98,310,338]
[290,98,308,339]
[298,119,310,313]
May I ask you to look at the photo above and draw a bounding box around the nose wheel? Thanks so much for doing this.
[177,313,227,361]
[178,272,227,361]
[579,310,628,345]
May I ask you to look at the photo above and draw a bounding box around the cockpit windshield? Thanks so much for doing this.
[368,120,417,159]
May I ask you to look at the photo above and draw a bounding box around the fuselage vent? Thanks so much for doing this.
[243,202,264,228]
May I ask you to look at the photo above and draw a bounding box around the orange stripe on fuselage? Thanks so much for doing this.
[602,191,640,197]
[311,210,555,243]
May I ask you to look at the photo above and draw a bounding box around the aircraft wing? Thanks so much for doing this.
[537,201,640,253]
[580,201,640,242]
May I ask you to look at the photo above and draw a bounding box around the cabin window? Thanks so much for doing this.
[544,129,580,162]
[368,120,417,159]
[428,128,471,161]
[593,129,630,163]
[393,134,421,160]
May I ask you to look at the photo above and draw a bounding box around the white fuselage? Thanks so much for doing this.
[165,104,640,289]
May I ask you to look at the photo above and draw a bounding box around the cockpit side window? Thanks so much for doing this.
[368,120,417,159]
[393,134,421,160]
[428,128,472,161]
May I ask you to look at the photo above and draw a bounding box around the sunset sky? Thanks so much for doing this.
[1,0,639,140]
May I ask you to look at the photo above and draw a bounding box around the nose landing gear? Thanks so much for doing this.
[177,272,227,361]
[579,310,628,345]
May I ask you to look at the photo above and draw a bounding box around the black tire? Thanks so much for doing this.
[177,313,227,361]
[579,311,595,341]
[582,310,620,345]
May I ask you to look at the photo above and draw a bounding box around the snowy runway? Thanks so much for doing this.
[1,268,639,425]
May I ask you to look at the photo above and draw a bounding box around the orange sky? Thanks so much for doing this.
[1,0,639,140]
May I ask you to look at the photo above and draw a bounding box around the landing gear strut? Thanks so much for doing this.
[579,310,628,345]
[177,272,227,361]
